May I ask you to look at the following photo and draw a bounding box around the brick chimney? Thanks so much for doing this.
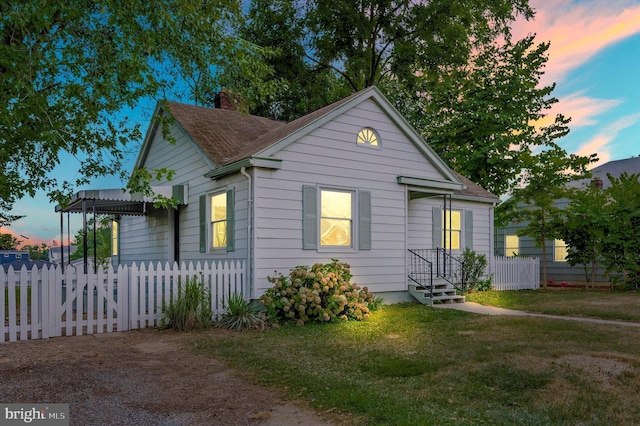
[591,177,604,189]
[214,89,235,110]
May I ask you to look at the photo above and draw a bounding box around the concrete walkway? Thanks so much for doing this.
[433,301,640,328]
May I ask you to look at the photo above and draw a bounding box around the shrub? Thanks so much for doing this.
[218,293,266,331]
[161,275,212,331]
[259,259,375,325]
[459,248,491,293]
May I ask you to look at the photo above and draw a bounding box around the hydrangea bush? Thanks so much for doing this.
[260,259,376,325]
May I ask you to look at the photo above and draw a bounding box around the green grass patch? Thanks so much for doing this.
[467,289,640,321]
[3,287,32,314]
[189,303,640,425]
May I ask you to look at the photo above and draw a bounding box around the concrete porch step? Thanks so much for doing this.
[408,283,465,305]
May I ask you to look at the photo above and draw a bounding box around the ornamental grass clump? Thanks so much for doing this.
[161,275,212,331]
[218,293,267,331]
[260,259,375,325]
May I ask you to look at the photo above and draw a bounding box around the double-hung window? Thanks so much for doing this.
[505,235,519,257]
[554,239,568,262]
[111,221,119,256]
[441,210,461,250]
[303,186,371,250]
[211,192,227,248]
[320,190,353,247]
[199,189,235,253]
[432,207,473,250]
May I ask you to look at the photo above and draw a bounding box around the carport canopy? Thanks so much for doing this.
[54,185,187,273]
[55,185,188,216]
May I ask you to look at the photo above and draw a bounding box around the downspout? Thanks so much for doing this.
[240,167,253,299]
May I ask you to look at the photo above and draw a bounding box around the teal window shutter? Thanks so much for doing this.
[465,210,473,250]
[226,189,235,252]
[199,194,206,253]
[432,206,442,249]
[302,185,317,250]
[358,191,371,250]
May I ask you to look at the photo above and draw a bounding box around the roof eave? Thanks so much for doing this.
[204,157,283,180]
[397,175,464,192]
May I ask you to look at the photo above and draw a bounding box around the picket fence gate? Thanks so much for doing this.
[491,256,540,290]
[1,260,246,343]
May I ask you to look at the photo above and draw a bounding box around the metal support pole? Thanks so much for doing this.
[60,212,65,273]
[82,199,88,274]
[67,213,71,269]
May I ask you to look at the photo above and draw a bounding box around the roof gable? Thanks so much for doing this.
[134,88,499,196]
[166,102,284,167]
[134,101,285,171]
[245,87,461,185]
[568,156,640,190]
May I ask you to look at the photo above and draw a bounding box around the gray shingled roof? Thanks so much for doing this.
[166,102,285,167]
[454,173,498,200]
[568,156,640,190]
[166,91,496,200]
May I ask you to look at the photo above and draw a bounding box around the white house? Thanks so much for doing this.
[61,87,498,303]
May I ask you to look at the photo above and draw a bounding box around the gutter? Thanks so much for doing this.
[240,167,254,300]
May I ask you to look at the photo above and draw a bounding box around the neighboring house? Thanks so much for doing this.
[496,156,640,286]
[48,245,78,265]
[59,87,498,303]
[0,250,30,265]
[1,259,54,273]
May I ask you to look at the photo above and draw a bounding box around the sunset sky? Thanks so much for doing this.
[4,0,640,247]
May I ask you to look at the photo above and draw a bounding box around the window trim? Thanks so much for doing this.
[111,220,119,257]
[199,188,235,253]
[210,191,228,250]
[505,234,519,257]
[320,188,355,249]
[554,239,568,262]
[442,209,462,250]
[302,185,371,252]
[356,127,381,149]
[432,207,473,251]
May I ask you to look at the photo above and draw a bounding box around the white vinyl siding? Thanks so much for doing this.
[118,120,247,265]
[252,99,466,295]
[409,200,492,256]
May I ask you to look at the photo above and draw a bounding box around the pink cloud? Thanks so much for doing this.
[553,91,621,127]
[575,112,640,166]
[512,0,640,87]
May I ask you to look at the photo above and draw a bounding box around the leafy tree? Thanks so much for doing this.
[559,185,608,287]
[71,217,113,269]
[238,0,350,121]
[500,146,594,287]
[21,243,50,261]
[400,35,587,197]
[600,173,640,289]
[1,0,277,224]
[240,0,533,122]
[0,233,21,250]
[240,1,595,198]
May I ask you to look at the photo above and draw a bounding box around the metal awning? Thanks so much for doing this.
[55,185,187,274]
[56,185,188,215]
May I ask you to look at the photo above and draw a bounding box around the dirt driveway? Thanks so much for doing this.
[0,329,336,426]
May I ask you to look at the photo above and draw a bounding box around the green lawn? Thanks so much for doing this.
[467,289,640,321]
[189,300,640,425]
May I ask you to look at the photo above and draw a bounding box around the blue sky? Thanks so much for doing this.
[5,0,640,246]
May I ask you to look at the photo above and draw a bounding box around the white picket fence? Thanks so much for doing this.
[1,260,246,343]
[491,256,540,290]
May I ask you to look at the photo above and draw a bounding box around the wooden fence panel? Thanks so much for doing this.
[3,260,244,343]
[7,267,18,341]
[492,256,540,290]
